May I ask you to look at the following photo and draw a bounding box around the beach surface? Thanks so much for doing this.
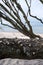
[0,32,43,39]
[0,58,43,65]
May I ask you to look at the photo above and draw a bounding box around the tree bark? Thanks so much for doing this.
[0,38,43,59]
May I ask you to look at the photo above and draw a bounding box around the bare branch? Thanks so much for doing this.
[0,4,23,28]
[0,11,31,37]
[10,0,18,13]
[25,0,43,24]
[14,1,33,32]
[2,0,20,21]
[0,19,15,29]
[0,11,23,32]
[0,0,42,38]
[2,0,33,32]
[40,0,43,4]
[0,3,28,32]
[29,8,43,24]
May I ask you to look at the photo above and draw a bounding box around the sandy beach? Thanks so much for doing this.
[0,58,43,65]
[0,32,43,39]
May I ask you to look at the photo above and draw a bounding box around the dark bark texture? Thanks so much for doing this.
[0,38,43,59]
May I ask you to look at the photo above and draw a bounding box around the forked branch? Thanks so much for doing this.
[25,0,43,24]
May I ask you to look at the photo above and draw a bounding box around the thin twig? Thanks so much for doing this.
[0,19,15,29]
[25,0,43,24]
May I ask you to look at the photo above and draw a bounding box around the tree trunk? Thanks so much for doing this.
[0,38,43,59]
[22,30,41,39]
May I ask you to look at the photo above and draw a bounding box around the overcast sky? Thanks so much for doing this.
[19,0,43,18]
[0,0,43,33]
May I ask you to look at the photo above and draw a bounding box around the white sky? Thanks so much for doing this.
[31,0,43,18]
[0,0,43,33]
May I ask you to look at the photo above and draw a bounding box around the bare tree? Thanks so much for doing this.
[0,0,43,39]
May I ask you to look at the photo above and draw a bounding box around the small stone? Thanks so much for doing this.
[18,41,21,44]
[36,37,39,40]
[33,52,35,55]
[29,44,31,47]
[32,39,35,41]
[6,41,9,44]
[0,40,2,43]
[20,44,23,46]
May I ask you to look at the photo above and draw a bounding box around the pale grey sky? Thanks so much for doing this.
[18,0,43,18]
[0,0,43,33]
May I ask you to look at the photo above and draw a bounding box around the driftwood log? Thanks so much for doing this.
[0,38,43,59]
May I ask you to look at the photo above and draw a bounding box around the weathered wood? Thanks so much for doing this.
[0,38,43,59]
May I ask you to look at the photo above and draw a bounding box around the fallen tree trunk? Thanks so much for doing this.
[0,38,43,59]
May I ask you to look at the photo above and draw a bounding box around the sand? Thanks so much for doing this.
[0,58,43,65]
[0,32,43,39]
